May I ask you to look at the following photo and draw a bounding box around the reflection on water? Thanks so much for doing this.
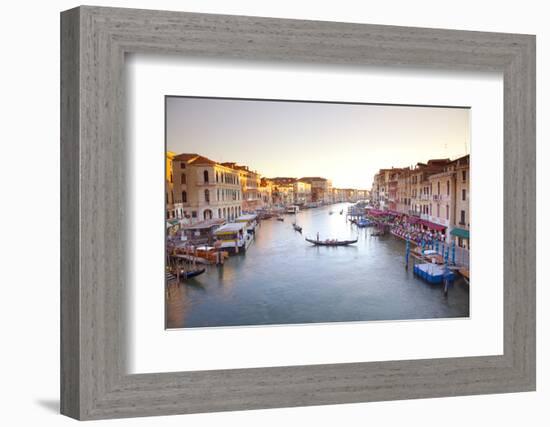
[166,203,469,329]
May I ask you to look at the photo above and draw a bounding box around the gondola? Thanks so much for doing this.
[292,223,302,233]
[179,267,206,279]
[305,237,358,246]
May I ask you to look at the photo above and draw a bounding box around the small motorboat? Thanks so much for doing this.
[292,223,302,233]
[329,211,334,215]
[305,237,358,246]
[339,210,343,215]
[356,218,371,228]
[276,216,284,222]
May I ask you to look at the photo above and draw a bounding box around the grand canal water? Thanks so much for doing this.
[166,203,470,329]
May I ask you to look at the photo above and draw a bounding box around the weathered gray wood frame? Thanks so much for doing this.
[60,5,536,420]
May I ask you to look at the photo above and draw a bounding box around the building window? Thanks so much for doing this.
[181,173,186,184]
[462,189,466,201]
[437,182,440,195]
[460,210,466,225]
[191,211,197,218]
[216,172,219,182]
[462,170,467,181]
[446,180,450,196]
[437,204,440,217]
[446,205,449,220]
[180,162,185,169]
[203,170,209,183]
[181,191,187,203]
[205,189,210,203]
[218,208,221,218]
[169,173,173,184]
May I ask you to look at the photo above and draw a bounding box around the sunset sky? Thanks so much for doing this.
[166,96,470,189]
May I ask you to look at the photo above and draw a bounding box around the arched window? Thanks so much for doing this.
[203,170,209,183]
[203,209,212,220]
[181,173,186,184]
[181,191,187,203]
[205,189,210,203]
[218,208,221,218]
[223,207,226,218]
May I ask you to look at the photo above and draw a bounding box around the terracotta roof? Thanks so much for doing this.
[172,153,218,165]
[190,155,218,165]
[173,153,199,161]
[299,177,327,182]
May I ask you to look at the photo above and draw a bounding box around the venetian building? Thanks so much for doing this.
[165,151,182,220]
[298,177,332,204]
[428,165,457,238]
[396,167,411,214]
[450,155,470,249]
[269,177,296,205]
[222,163,263,212]
[293,180,312,204]
[171,153,242,222]
[259,178,273,207]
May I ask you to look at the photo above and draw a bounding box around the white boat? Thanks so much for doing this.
[235,213,258,235]
[214,222,254,254]
[286,205,300,214]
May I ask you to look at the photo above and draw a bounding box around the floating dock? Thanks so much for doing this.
[413,263,456,284]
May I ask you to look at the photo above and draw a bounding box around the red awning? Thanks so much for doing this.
[417,219,446,231]
[366,209,385,216]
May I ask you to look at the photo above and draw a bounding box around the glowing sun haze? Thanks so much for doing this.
[166,96,470,189]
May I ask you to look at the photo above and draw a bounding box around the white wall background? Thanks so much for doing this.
[0,1,546,426]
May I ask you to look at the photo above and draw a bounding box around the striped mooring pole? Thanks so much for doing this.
[405,239,410,270]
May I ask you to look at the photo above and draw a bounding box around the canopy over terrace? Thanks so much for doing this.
[235,214,258,222]
[181,219,226,244]
[417,219,446,231]
[214,222,247,236]
[182,218,225,231]
[451,227,470,239]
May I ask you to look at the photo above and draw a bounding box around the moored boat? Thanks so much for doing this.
[356,218,371,228]
[285,205,300,214]
[276,216,284,222]
[214,222,253,254]
[181,268,206,279]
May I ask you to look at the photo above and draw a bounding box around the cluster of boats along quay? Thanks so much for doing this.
[165,200,470,328]
[167,199,469,288]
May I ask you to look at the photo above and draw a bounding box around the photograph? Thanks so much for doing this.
[165,96,471,329]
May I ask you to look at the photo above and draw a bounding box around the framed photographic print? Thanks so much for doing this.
[61,6,536,420]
